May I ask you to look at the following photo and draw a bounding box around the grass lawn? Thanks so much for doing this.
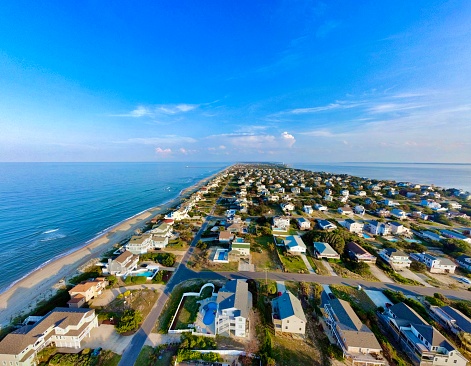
[277,248,308,273]
[201,261,239,272]
[167,239,188,250]
[329,285,377,312]
[329,261,378,282]
[252,235,283,271]
[273,333,323,366]
[174,286,213,329]
[134,346,153,366]
[98,351,121,366]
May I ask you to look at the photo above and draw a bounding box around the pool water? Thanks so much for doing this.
[134,271,154,277]
[363,233,372,239]
[218,251,227,260]
[203,302,217,325]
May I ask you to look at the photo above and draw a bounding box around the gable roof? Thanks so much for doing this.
[284,235,306,250]
[440,306,471,333]
[314,242,339,256]
[217,279,251,318]
[346,241,369,255]
[272,291,306,322]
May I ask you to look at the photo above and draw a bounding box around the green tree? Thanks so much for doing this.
[116,309,142,334]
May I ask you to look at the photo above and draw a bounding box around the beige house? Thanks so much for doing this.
[107,250,139,276]
[0,308,98,366]
[272,291,306,335]
[68,277,108,305]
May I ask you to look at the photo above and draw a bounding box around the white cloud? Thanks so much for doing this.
[219,145,226,149]
[155,147,172,156]
[113,103,201,118]
[179,148,188,154]
[281,131,296,147]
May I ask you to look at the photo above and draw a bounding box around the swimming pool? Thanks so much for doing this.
[203,302,217,325]
[363,233,372,239]
[218,251,227,260]
[134,271,154,277]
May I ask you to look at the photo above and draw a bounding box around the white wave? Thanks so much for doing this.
[40,234,66,242]
[43,228,59,234]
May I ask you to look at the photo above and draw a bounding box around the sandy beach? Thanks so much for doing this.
[0,169,225,327]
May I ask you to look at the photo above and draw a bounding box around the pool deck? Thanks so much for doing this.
[194,296,217,335]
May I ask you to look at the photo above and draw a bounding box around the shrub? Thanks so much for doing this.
[116,309,142,334]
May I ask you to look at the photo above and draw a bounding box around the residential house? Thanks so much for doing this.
[356,191,367,196]
[68,277,108,306]
[272,291,306,335]
[126,233,169,254]
[324,194,334,202]
[340,189,350,197]
[383,302,467,366]
[389,222,411,236]
[150,222,172,237]
[314,203,328,211]
[107,250,139,276]
[420,231,444,242]
[0,308,98,366]
[421,199,443,211]
[314,242,340,260]
[346,241,376,263]
[456,255,471,271]
[338,206,353,215]
[273,216,291,231]
[376,208,391,218]
[391,208,407,220]
[447,201,463,210]
[215,279,252,337]
[412,253,456,274]
[344,219,364,234]
[354,205,366,215]
[280,202,295,212]
[296,217,311,230]
[230,238,250,256]
[291,187,301,194]
[378,248,411,269]
[317,219,337,231]
[441,230,471,244]
[219,230,234,243]
[283,235,307,254]
[303,205,313,214]
[321,291,385,364]
[366,221,391,236]
[430,306,471,338]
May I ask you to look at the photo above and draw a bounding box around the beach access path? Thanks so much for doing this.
[0,169,225,327]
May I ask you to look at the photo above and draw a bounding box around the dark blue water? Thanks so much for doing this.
[0,162,227,292]
[293,163,471,193]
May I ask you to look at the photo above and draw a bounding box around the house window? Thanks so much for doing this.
[454,361,457,364]
[285,326,288,329]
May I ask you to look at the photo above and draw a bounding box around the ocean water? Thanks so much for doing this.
[293,163,471,193]
[0,162,227,292]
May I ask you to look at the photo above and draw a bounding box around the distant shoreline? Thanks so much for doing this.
[0,166,227,327]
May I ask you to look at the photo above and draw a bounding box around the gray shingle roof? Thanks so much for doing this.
[440,306,471,333]
[217,279,251,318]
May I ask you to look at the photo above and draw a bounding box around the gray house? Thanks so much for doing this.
[321,291,385,365]
[107,250,139,276]
[271,291,306,335]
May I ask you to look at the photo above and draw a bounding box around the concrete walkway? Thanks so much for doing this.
[368,263,394,283]
[322,260,338,276]
[145,333,181,347]
[400,268,433,287]
[81,324,134,355]
[300,254,316,274]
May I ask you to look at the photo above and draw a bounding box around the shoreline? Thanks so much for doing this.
[0,166,227,327]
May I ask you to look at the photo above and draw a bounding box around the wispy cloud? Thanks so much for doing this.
[155,147,172,156]
[112,103,201,118]
[367,103,427,114]
[277,101,364,115]
[116,135,197,145]
[316,20,341,38]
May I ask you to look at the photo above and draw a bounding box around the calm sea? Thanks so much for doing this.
[0,162,227,293]
[293,162,471,193]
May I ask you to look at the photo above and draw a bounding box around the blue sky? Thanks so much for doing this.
[0,1,470,162]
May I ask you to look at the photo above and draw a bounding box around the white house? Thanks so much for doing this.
[456,255,471,271]
[0,308,98,366]
[272,291,306,335]
[317,219,337,231]
[391,208,407,220]
[280,202,295,212]
[420,230,444,242]
[296,217,311,230]
[283,235,307,254]
[273,216,291,231]
[215,279,252,338]
[379,248,411,269]
[303,205,313,214]
[413,253,456,274]
[355,190,367,196]
[389,222,410,236]
[441,230,471,244]
[344,219,364,234]
[314,203,328,211]
[337,206,353,215]
[366,220,391,236]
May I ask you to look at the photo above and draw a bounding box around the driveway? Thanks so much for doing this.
[321,260,338,276]
[399,268,433,287]
[145,333,181,347]
[368,263,394,283]
[81,324,133,354]
[300,254,316,274]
